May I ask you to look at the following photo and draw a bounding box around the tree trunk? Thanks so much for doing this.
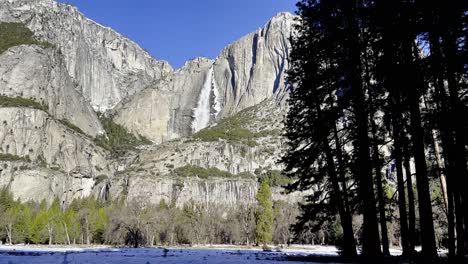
[64,222,71,245]
[442,22,468,254]
[428,29,456,258]
[403,143,417,255]
[6,224,12,245]
[431,131,449,211]
[48,224,53,246]
[353,75,381,257]
[408,103,437,258]
[333,121,357,256]
[86,218,90,245]
[405,41,437,259]
[316,103,357,257]
[345,1,381,256]
[446,174,456,259]
[323,138,357,257]
[333,120,352,217]
[390,89,410,255]
[378,0,419,253]
[368,104,390,256]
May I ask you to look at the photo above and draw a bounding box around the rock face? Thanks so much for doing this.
[114,13,295,142]
[0,0,301,206]
[213,12,293,116]
[0,45,103,137]
[0,43,111,205]
[109,100,298,206]
[113,176,303,207]
[114,58,215,143]
[0,107,108,172]
[0,0,173,111]
[0,107,111,204]
[125,100,286,177]
[0,166,96,206]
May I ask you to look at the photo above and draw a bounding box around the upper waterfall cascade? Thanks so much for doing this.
[192,66,221,133]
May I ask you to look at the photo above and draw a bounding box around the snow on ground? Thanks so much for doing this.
[0,245,342,264]
[0,244,447,263]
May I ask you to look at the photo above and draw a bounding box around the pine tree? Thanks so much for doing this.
[255,181,273,246]
[30,208,49,244]
[89,207,108,244]
[283,0,360,256]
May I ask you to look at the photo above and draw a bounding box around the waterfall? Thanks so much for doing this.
[192,66,220,133]
[99,184,109,201]
[212,71,221,118]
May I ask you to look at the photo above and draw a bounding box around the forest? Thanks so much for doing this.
[0,184,298,248]
[283,0,467,262]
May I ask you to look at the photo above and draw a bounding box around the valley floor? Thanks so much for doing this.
[0,245,337,264]
[0,244,452,264]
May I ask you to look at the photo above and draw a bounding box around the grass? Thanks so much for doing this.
[0,22,53,55]
[192,106,280,147]
[173,165,255,179]
[0,153,30,162]
[0,96,48,112]
[94,115,152,155]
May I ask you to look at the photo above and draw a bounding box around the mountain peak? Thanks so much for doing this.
[263,12,296,33]
[273,11,295,19]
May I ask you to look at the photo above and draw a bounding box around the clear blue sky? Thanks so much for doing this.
[57,0,297,69]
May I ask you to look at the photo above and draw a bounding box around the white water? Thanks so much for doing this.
[212,72,221,119]
[192,67,220,133]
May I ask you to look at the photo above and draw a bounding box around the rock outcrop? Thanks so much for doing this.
[0,107,111,204]
[0,0,173,111]
[0,45,103,137]
[112,176,303,207]
[0,166,96,206]
[213,12,293,116]
[0,42,112,205]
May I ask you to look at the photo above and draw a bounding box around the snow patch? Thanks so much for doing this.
[0,246,332,264]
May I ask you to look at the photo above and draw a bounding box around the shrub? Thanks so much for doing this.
[94,175,108,186]
[237,171,256,178]
[192,113,256,146]
[173,165,254,179]
[0,22,53,54]
[192,107,280,147]
[94,116,152,155]
[0,96,48,112]
[174,165,231,179]
[0,153,30,162]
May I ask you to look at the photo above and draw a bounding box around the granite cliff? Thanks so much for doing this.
[114,12,294,143]
[0,0,172,111]
[0,0,299,206]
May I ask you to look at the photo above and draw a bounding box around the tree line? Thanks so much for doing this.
[283,0,466,261]
[0,186,298,247]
